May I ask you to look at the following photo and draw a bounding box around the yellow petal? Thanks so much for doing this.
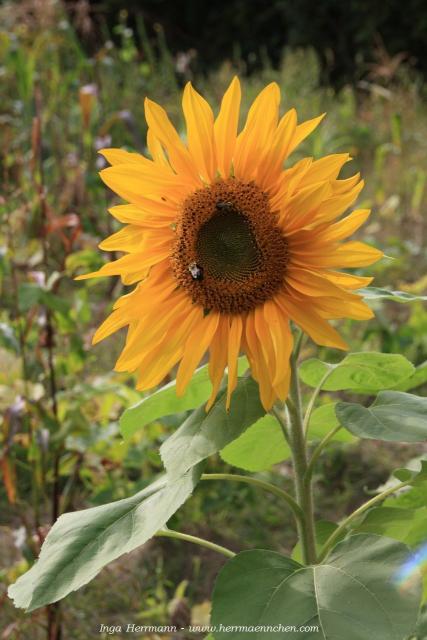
[304,154,350,183]
[296,241,383,268]
[257,108,297,190]
[144,97,201,184]
[316,209,371,243]
[109,204,176,226]
[226,315,243,409]
[115,294,189,371]
[323,271,374,289]
[287,113,326,155]
[99,148,155,169]
[331,172,361,194]
[92,309,131,344]
[312,180,365,224]
[245,312,276,410]
[206,319,229,411]
[98,225,147,252]
[315,296,374,320]
[277,296,349,350]
[147,129,170,168]
[233,82,280,180]
[175,312,220,396]
[214,76,241,178]
[100,163,192,206]
[135,306,202,388]
[75,242,172,280]
[285,267,358,299]
[280,181,331,231]
[182,82,216,182]
[263,300,293,386]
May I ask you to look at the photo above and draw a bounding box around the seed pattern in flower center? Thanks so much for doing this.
[171,178,289,314]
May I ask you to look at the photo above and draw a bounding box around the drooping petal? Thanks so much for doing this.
[135,305,203,389]
[206,318,229,411]
[245,312,276,410]
[226,315,243,409]
[262,300,293,387]
[175,312,221,396]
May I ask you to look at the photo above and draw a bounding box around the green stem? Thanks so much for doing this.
[201,473,303,523]
[305,425,342,484]
[271,404,291,443]
[302,368,335,439]
[156,529,235,559]
[293,328,305,361]
[317,480,411,562]
[281,350,317,565]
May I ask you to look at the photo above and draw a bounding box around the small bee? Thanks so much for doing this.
[216,201,234,211]
[188,262,204,281]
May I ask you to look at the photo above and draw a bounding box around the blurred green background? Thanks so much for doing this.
[1,1,427,638]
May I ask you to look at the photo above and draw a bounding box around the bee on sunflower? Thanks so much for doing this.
[76,78,382,410]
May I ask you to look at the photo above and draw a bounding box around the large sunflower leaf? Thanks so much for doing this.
[160,376,265,479]
[299,352,414,392]
[336,391,427,442]
[211,534,421,640]
[8,466,202,612]
[120,357,248,440]
[220,415,291,471]
[360,287,427,303]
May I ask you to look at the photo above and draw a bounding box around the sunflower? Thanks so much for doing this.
[76,78,382,410]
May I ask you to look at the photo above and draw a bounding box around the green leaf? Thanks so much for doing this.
[309,403,355,443]
[361,287,427,303]
[120,357,248,440]
[299,353,414,392]
[8,466,202,612]
[212,534,421,640]
[220,415,291,472]
[354,506,427,547]
[160,376,265,479]
[392,361,427,392]
[336,391,427,442]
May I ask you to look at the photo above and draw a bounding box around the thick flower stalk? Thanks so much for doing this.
[77,78,382,409]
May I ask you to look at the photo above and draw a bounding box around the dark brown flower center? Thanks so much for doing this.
[171,178,289,314]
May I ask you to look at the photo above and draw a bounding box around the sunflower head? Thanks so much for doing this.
[76,78,382,410]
